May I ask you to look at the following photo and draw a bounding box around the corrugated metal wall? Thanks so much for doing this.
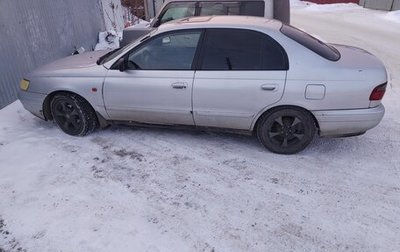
[0,0,106,109]
[393,0,400,10]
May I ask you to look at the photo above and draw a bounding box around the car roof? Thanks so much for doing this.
[157,15,282,32]
[105,16,283,69]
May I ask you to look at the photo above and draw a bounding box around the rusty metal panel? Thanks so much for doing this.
[0,0,106,109]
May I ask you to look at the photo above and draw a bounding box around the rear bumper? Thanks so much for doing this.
[18,90,47,120]
[312,104,385,137]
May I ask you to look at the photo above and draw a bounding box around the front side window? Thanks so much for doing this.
[127,31,202,70]
[199,1,264,16]
[199,29,288,70]
[158,3,196,26]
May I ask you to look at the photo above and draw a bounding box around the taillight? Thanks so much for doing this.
[369,83,387,101]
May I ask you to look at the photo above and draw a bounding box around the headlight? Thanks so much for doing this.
[20,79,30,91]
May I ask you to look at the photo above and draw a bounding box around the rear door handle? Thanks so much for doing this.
[261,84,278,91]
[171,82,187,89]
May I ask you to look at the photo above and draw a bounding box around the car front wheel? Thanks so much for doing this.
[257,107,316,154]
[50,93,97,136]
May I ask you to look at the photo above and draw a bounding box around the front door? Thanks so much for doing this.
[103,30,202,126]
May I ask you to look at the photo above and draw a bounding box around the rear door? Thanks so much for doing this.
[192,28,288,130]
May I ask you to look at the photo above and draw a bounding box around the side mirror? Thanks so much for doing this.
[116,58,126,72]
[153,19,161,28]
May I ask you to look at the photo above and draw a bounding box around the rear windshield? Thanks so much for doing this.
[280,24,340,61]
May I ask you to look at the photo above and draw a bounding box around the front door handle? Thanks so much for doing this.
[171,82,187,89]
[261,84,278,91]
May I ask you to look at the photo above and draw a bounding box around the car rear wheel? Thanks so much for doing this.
[257,108,316,154]
[50,93,97,136]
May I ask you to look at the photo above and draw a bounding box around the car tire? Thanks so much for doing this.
[50,93,97,136]
[257,107,316,154]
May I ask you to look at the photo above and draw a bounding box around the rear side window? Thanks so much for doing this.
[280,24,340,61]
[199,29,288,71]
[199,1,264,17]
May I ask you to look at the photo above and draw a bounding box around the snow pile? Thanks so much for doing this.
[94,18,150,51]
[131,21,150,28]
[125,16,150,28]
[385,10,400,23]
[133,18,150,28]
[305,3,361,12]
[291,1,362,12]
[290,0,310,8]
[94,30,122,51]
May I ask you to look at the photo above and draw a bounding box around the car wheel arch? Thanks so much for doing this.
[252,105,320,134]
[43,91,98,122]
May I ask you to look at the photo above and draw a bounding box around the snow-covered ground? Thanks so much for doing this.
[1,3,400,252]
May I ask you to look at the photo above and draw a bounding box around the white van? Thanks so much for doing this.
[121,0,290,46]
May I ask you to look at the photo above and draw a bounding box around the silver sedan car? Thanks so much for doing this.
[18,16,387,154]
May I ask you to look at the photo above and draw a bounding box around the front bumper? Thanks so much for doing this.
[312,104,385,137]
[18,90,47,120]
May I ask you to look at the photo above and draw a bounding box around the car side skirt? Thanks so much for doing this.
[110,120,253,136]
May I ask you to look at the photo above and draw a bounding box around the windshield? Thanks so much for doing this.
[280,24,340,61]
